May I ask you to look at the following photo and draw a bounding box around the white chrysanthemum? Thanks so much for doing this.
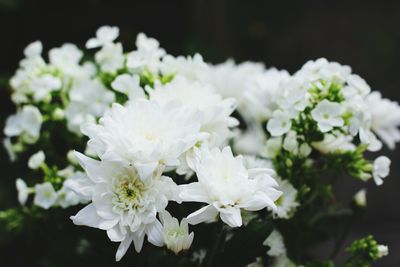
[70,153,180,261]
[34,182,57,209]
[366,91,400,149]
[127,33,165,73]
[86,25,119,49]
[267,110,292,137]
[65,79,115,134]
[372,156,391,186]
[28,150,45,169]
[180,146,281,228]
[149,75,238,147]
[311,99,344,133]
[16,178,29,205]
[264,230,286,257]
[4,105,42,143]
[82,98,205,181]
[160,211,194,254]
[272,178,299,219]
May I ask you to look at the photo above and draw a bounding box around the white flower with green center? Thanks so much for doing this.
[180,146,281,228]
[34,182,57,209]
[70,152,180,261]
[311,99,344,133]
[267,110,292,137]
[4,105,43,144]
[95,42,125,74]
[28,150,45,169]
[372,156,391,186]
[160,211,194,254]
[82,98,205,181]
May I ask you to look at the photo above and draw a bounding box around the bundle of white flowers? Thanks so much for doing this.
[1,26,397,267]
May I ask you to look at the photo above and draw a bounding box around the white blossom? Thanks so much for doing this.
[372,156,391,186]
[4,105,42,143]
[86,25,119,49]
[34,182,57,209]
[111,74,145,99]
[264,230,286,257]
[95,42,125,73]
[16,178,29,205]
[267,110,292,137]
[28,150,45,169]
[272,178,299,219]
[377,245,389,258]
[180,146,281,227]
[353,188,367,207]
[311,99,344,133]
[160,211,194,254]
[70,153,180,261]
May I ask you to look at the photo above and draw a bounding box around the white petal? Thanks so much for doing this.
[115,234,134,261]
[70,203,103,228]
[187,205,218,225]
[146,220,164,247]
[179,182,209,203]
[219,206,242,227]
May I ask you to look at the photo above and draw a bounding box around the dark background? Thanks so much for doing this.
[0,0,399,266]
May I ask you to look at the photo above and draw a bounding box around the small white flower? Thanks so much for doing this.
[262,137,282,159]
[377,244,389,258]
[263,230,286,257]
[4,105,43,143]
[34,182,57,209]
[372,156,391,186]
[111,74,145,99]
[283,131,298,154]
[56,186,81,208]
[3,138,16,162]
[86,25,119,49]
[180,146,281,228]
[311,99,344,133]
[312,133,356,154]
[30,74,62,102]
[267,110,292,137]
[28,150,45,169]
[273,178,299,219]
[24,41,43,58]
[16,178,29,205]
[95,42,125,74]
[353,189,367,207]
[160,211,194,254]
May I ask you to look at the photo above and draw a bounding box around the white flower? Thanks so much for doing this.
[82,98,205,181]
[4,105,42,143]
[372,156,391,186]
[267,110,292,137]
[159,211,194,254]
[262,137,282,159]
[377,244,389,258]
[16,178,29,205]
[28,150,45,169]
[283,131,299,154]
[311,99,344,132]
[233,124,266,156]
[298,58,351,84]
[30,74,62,102]
[126,33,165,73]
[34,182,57,209]
[312,133,356,154]
[366,91,400,149]
[95,42,125,74]
[86,25,119,49]
[3,138,16,162]
[56,186,81,208]
[24,41,43,58]
[353,188,367,207]
[111,74,145,99]
[70,153,180,261]
[264,230,286,257]
[65,79,115,134]
[273,178,299,219]
[149,75,238,147]
[180,146,281,227]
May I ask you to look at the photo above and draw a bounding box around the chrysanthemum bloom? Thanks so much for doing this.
[180,146,281,227]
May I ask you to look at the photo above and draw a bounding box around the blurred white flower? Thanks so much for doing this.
[34,182,57,209]
[4,105,42,143]
[160,211,194,254]
[272,178,299,219]
[111,74,145,99]
[377,244,389,258]
[180,146,281,227]
[311,100,344,133]
[264,230,286,257]
[16,178,29,205]
[353,188,367,207]
[86,25,119,49]
[28,150,45,169]
[95,42,125,73]
[372,156,391,186]
[312,133,356,154]
[267,110,292,137]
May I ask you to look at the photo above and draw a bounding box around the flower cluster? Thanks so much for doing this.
[3,26,398,266]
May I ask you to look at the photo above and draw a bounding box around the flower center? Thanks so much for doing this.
[113,171,147,211]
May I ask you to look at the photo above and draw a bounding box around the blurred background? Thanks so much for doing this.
[0,0,399,266]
